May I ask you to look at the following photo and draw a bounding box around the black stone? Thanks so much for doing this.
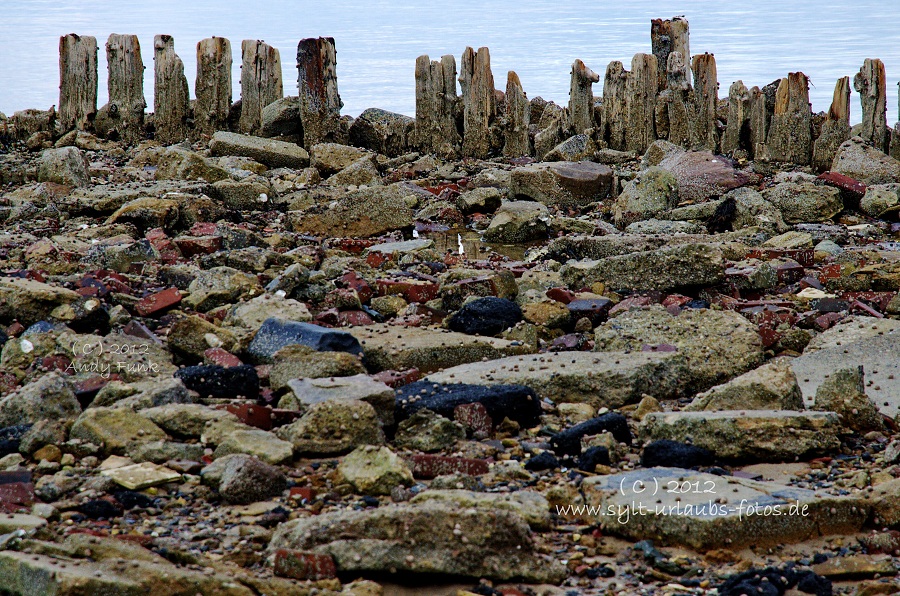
[395,382,541,429]
[247,317,363,363]
[796,572,832,596]
[23,321,55,335]
[641,439,715,468]
[524,451,559,471]
[586,566,615,579]
[0,425,31,456]
[64,298,111,335]
[0,329,7,349]
[446,297,522,336]
[550,413,631,456]
[78,499,123,520]
[576,446,611,472]
[567,298,612,325]
[718,564,831,596]
[175,364,260,400]
[361,495,380,507]
[685,299,710,309]
[113,490,155,509]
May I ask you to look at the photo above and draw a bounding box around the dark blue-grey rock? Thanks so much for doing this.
[641,439,715,468]
[576,446,611,472]
[446,297,522,336]
[395,381,541,429]
[248,317,363,363]
[0,424,31,457]
[550,413,631,456]
[524,451,559,471]
[174,364,260,400]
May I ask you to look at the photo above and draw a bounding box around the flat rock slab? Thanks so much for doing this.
[582,467,868,549]
[269,501,566,583]
[791,326,900,417]
[510,161,613,208]
[286,374,394,425]
[410,489,551,530]
[0,551,143,596]
[210,131,309,168]
[640,410,841,461]
[101,462,182,490]
[0,514,47,533]
[424,351,684,408]
[0,277,79,326]
[349,325,534,374]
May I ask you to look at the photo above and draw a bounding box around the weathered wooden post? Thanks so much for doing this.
[690,53,718,151]
[601,61,627,151]
[414,54,460,157]
[854,58,889,152]
[721,80,751,155]
[568,59,599,134]
[650,16,689,92]
[194,37,232,137]
[765,72,812,165]
[104,34,145,143]
[59,34,98,132]
[153,35,190,145]
[625,53,658,153]
[892,83,900,161]
[812,77,851,171]
[749,80,778,159]
[662,51,692,147]
[460,46,495,159]
[503,70,530,157]
[297,36,343,148]
[239,40,283,134]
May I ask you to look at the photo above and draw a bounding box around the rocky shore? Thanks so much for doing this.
[0,16,900,596]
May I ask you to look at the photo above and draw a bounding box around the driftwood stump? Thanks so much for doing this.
[651,16,690,92]
[194,37,232,137]
[460,47,495,159]
[854,58,889,152]
[625,53,658,153]
[503,70,530,157]
[766,72,812,165]
[568,59,599,134]
[414,54,460,158]
[59,34,98,132]
[813,77,851,171]
[297,37,343,148]
[104,34,145,143]
[153,35,191,145]
[601,61,628,151]
[721,80,751,155]
[661,51,692,147]
[240,40,283,135]
[749,80,779,159]
[690,53,719,151]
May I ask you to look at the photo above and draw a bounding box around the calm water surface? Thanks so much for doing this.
[2,1,899,124]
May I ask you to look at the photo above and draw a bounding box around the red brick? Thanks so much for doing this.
[335,238,378,254]
[203,348,242,367]
[219,404,274,431]
[747,248,814,267]
[135,287,182,317]
[454,402,492,437]
[817,171,866,200]
[273,549,337,580]
[174,235,223,257]
[340,271,373,303]
[409,454,489,479]
[189,222,218,236]
[289,487,317,502]
[546,287,576,304]
[376,279,439,304]
[373,368,420,389]
[608,296,654,316]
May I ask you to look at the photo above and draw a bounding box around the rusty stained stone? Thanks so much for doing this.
[134,287,182,317]
[297,37,343,148]
[273,549,337,580]
[409,454,490,479]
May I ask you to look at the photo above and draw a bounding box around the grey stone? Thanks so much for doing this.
[274,399,384,455]
[613,166,679,227]
[70,407,168,456]
[425,351,685,408]
[831,136,900,185]
[482,201,550,243]
[594,306,764,393]
[509,161,613,208]
[0,372,81,428]
[394,409,465,452]
[334,445,414,495]
[209,131,309,168]
[0,277,79,326]
[640,410,841,461]
[410,489,551,530]
[762,182,843,224]
[37,146,89,187]
[213,429,294,465]
[269,501,566,583]
[812,366,885,433]
[686,357,804,411]
[218,455,288,504]
[283,374,394,426]
[582,467,867,549]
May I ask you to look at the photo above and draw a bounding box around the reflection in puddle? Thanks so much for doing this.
[423,228,538,261]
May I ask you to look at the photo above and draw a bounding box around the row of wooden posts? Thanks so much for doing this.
[52,19,899,169]
[57,33,340,146]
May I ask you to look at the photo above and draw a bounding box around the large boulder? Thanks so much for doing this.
[155,147,230,183]
[37,146,89,187]
[70,407,168,456]
[594,306,764,393]
[348,108,414,157]
[761,182,843,223]
[269,501,566,582]
[686,357,804,411]
[260,96,302,138]
[482,201,550,243]
[613,167,679,227]
[0,277,79,326]
[334,445,414,495]
[509,161,613,208]
[831,136,900,185]
[289,183,416,238]
[209,131,309,168]
[0,373,81,427]
[560,243,725,292]
[274,399,384,455]
[658,150,755,202]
